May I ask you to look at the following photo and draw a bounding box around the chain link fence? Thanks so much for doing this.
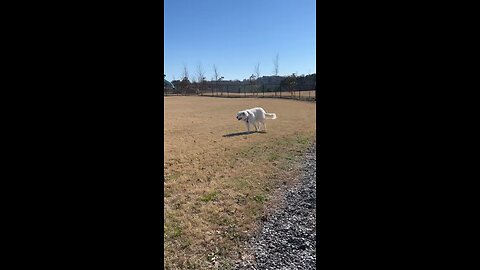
[165,82,316,101]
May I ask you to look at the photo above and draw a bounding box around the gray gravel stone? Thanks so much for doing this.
[234,144,316,269]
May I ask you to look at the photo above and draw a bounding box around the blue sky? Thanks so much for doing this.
[164,0,316,81]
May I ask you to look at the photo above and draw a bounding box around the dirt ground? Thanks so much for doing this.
[164,96,316,269]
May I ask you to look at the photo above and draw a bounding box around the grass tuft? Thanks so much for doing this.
[253,194,267,203]
[200,191,218,202]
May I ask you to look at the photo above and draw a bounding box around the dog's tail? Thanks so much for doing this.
[265,113,277,120]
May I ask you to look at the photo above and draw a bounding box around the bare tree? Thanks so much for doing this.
[182,64,189,80]
[195,63,206,94]
[213,65,219,81]
[178,64,192,95]
[196,63,205,83]
[273,53,279,76]
[254,62,260,79]
[212,64,220,95]
[253,62,261,96]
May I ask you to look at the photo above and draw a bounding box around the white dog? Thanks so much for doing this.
[236,107,277,132]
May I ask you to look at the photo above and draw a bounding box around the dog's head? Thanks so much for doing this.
[236,111,248,121]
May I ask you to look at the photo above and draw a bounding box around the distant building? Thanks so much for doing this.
[164,79,175,90]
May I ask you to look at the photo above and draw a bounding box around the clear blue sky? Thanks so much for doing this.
[164,0,316,81]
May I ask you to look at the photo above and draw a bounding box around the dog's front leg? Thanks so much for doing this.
[245,122,250,132]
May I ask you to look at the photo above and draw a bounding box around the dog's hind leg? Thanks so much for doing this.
[262,121,267,132]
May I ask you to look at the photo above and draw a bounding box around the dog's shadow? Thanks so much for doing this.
[223,131,266,137]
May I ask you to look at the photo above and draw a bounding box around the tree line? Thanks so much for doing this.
[166,53,316,94]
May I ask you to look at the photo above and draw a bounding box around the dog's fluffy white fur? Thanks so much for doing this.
[236,107,277,132]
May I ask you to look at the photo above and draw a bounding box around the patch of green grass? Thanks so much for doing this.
[166,171,181,182]
[200,191,218,202]
[268,152,280,161]
[285,153,295,161]
[172,225,182,237]
[297,136,310,145]
[253,194,267,203]
[165,223,183,239]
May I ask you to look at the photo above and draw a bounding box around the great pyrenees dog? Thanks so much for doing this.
[236,107,277,133]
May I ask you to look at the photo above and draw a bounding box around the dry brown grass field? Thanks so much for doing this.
[164,96,316,269]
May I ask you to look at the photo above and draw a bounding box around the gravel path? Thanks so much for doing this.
[234,144,317,270]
